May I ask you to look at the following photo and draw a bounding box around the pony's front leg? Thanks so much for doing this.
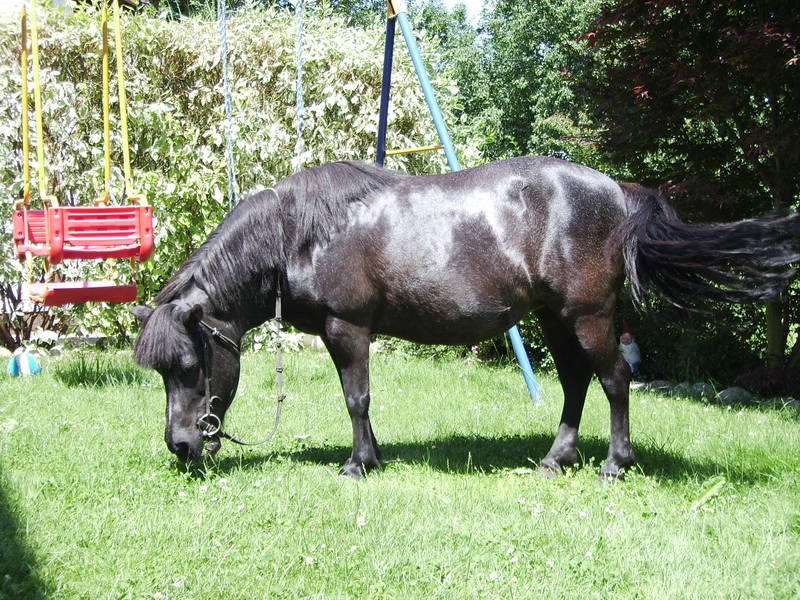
[322,317,380,478]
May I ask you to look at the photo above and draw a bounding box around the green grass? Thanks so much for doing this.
[0,349,798,599]
[51,351,156,388]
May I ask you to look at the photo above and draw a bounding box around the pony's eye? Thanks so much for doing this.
[178,355,200,373]
[169,365,202,391]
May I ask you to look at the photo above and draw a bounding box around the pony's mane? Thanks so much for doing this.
[133,303,198,371]
[276,160,404,251]
[154,161,404,312]
[154,190,285,311]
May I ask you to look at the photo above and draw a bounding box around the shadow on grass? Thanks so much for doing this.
[0,483,50,599]
[210,432,773,485]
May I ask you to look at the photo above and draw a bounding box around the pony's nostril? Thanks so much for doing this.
[173,441,191,462]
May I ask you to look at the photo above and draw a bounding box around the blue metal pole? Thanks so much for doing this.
[506,323,541,402]
[375,16,396,167]
[394,10,541,403]
[395,12,460,172]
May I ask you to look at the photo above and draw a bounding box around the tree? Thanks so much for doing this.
[143,0,297,17]
[142,0,385,20]
[479,0,604,163]
[575,0,800,373]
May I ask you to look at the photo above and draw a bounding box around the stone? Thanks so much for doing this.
[645,380,673,394]
[692,382,716,401]
[715,386,754,406]
[672,381,694,398]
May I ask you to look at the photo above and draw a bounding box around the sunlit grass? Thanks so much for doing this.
[51,351,157,388]
[0,349,798,599]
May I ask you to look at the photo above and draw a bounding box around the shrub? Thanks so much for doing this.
[0,3,478,346]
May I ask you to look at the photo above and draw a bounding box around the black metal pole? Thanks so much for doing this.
[375,16,396,167]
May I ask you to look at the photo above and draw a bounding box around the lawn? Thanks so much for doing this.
[1,348,798,599]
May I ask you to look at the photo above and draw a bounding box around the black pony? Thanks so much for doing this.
[132,157,799,478]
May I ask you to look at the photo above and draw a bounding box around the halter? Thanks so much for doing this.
[195,282,286,446]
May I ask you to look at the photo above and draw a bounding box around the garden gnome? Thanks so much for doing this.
[619,321,641,376]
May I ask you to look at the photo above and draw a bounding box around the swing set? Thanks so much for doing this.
[10,0,539,404]
[12,0,153,306]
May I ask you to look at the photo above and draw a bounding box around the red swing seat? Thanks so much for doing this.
[27,280,139,306]
[13,197,154,305]
[13,201,154,265]
[13,3,154,307]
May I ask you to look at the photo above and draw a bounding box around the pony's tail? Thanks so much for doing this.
[613,183,800,310]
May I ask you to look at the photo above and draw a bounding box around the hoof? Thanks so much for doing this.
[598,460,632,482]
[339,458,379,478]
[538,465,560,479]
[538,457,563,478]
[599,451,635,482]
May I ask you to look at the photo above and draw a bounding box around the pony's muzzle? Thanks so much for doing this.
[166,428,205,463]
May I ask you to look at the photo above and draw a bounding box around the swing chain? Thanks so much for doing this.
[217,0,239,210]
[292,0,305,173]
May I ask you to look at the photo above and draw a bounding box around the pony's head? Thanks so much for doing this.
[132,303,241,464]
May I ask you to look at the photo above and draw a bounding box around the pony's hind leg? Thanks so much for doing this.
[536,308,594,475]
[322,316,381,478]
[572,312,634,479]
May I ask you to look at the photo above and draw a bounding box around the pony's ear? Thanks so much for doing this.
[130,305,153,324]
[180,304,204,328]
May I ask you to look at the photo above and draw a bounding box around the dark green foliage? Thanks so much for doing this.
[479,0,606,165]
[573,0,800,375]
[516,320,556,373]
[615,292,764,384]
[575,0,800,218]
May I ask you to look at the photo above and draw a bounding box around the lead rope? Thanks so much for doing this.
[220,284,285,446]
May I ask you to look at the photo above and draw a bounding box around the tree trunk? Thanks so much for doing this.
[765,301,787,369]
[764,140,793,370]
[789,336,800,372]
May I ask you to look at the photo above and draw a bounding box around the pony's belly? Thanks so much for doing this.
[374,307,517,345]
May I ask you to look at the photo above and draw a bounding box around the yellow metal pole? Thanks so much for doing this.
[385,143,443,157]
[101,3,115,277]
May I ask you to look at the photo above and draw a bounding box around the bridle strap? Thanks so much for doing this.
[198,320,240,356]
[195,279,286,446]
[196,321,224,437]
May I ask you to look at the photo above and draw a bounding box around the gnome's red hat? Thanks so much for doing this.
[622,320,632,335]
